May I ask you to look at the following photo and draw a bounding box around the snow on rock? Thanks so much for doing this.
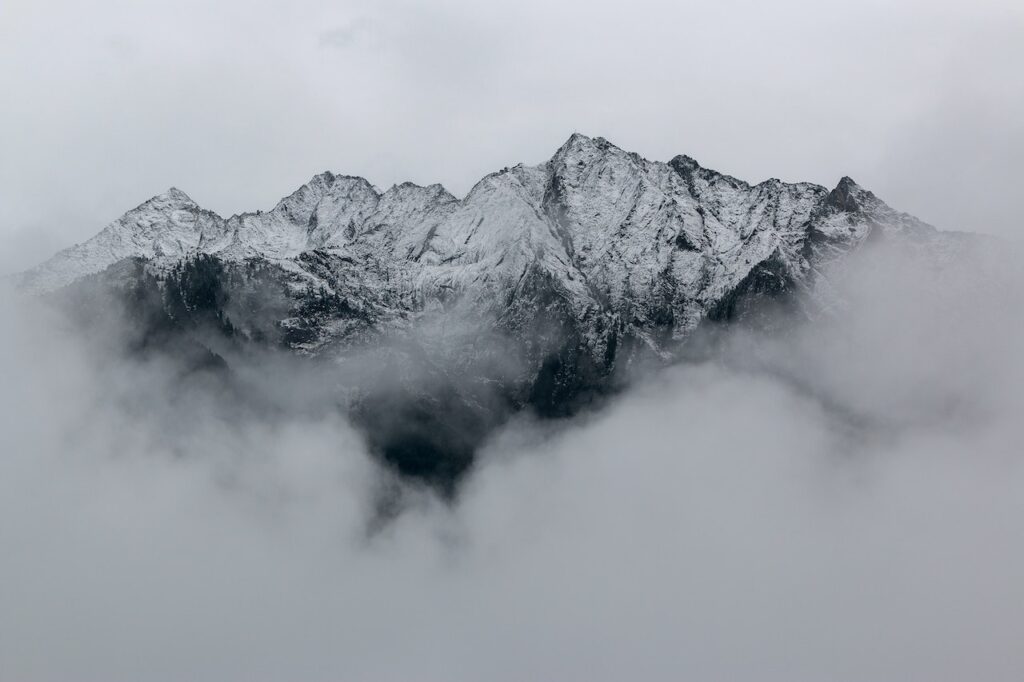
[19,134,970,354]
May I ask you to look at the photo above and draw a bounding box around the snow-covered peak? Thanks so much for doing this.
[381,181,456,204]
[152,186,197,206]
[14,137,982,495]
[824,176,872,213]
[553,132,597,158]
[551,132,638,172]
[16,185,219,292]
[122,186,202,217]
[20,135,953,301]
[273,173,377,223]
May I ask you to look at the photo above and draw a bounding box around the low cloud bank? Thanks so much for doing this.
[1,238,1023,681]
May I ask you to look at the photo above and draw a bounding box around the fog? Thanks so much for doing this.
[1,236,1022,681]
[1,0,1023,277]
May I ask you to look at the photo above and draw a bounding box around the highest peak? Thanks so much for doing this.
[836,175,862,191]
[134,187,197,211]
[669,154,702,174]
[560,131,594,147]
[568,131,598,144]
[556,132,622,152]
[303,171,375,192]
[826,176,874,213]
[308,170,337,186]
[551,133,635,170]
[156,186,194,202]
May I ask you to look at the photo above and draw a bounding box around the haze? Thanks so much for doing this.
[2,2,1024,680]
[2,233,1023,681]
[1,0,1023,275]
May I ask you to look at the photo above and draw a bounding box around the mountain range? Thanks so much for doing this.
[17,133,975,492]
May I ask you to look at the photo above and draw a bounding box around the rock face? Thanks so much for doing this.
[18,134,974,491]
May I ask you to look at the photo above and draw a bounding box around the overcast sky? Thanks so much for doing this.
[1,0,1022,274]
[3,6,1024,678]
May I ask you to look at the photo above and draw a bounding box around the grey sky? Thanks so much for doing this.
[1,0,1022,275]
[2,5,1024,676]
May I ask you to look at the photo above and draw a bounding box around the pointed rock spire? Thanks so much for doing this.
[826,176,872,213]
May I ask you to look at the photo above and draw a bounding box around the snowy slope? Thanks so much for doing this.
[20,133,968,353]
[16,133,983,488]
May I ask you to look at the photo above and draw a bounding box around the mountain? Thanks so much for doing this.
[17,134,976,492]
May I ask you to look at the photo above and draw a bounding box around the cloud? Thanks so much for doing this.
[1,234,1023,680]
[2,0,1022,279]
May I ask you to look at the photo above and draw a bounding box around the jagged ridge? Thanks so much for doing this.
[18,134,974,491]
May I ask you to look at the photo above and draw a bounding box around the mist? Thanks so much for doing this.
[2,0,1023,275]
[0,232,1021,681]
